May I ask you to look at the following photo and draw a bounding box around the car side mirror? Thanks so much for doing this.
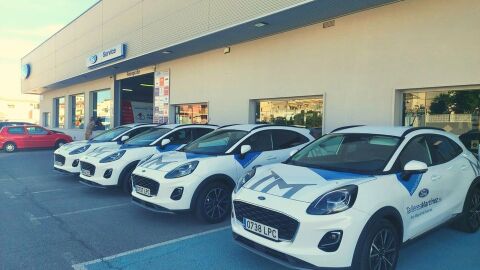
[401,160,428,180]
[289,149,298,157]
[120,135,129,142]
[160,138,171,149]
[240,145,252,158]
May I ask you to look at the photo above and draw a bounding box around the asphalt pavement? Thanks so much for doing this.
[0,150,479,270]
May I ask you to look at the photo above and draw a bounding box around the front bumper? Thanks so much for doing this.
[78,158,122,187]
[131,169,203,211]
[231,189,369,269]
[53,152,81,174]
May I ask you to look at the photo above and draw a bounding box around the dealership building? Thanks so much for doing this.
[21,0,480,139]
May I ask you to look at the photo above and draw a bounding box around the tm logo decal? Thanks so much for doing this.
[248,171,315,198]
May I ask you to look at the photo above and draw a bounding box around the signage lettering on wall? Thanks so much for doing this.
[87,44,126,68]
[153,70,170,124]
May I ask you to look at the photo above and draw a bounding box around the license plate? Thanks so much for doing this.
[54,161,63,166]
[81,169,92,177]
[135,185,151,196]
[243,218,279,241]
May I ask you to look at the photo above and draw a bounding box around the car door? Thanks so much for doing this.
[6,127,28,148]
[26,127,51,147]
[395,135,445,238]
[271,129,311,162]
[427,134,468,217]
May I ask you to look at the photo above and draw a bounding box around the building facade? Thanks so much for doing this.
[21,0,480,140]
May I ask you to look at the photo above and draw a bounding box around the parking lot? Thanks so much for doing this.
[1,150,479,270]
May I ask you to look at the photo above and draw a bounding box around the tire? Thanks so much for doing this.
[194,181,232,224]
[455,185,480,233]
[353,219,400,270]
[4,142,16,153]
[55,140,67,149]
[120,164,137,194]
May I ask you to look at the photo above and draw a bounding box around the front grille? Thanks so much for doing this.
[233,201,299,241]
[80,161,96,175]
[132,174,160,196]
[54,154,65,165]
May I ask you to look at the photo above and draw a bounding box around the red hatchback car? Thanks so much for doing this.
[0,125,73,153]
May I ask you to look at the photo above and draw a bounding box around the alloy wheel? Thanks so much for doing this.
[468,189,480,229]
[203,187,229,220]
[369,228,398,270]
[5,144,15,152]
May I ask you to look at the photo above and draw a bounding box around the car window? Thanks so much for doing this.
[272,129,309,150]
[182,129,248,155]
[91,126,131,142]
[124,128,172,147]
[428,135,462,165]
[126,127,152,139]
[241,130,273,152]
[26,127,49,135]
[192,128,214,140]
[7,127,25,134]
[397,135,432,169]
[164,129,192,145]
[288,134,400,173]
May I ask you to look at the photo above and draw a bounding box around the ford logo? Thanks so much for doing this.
[257,196,266,201]
[89,55,98,64]
[419,188,429,198]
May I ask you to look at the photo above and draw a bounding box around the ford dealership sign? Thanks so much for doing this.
[86,44,126,68]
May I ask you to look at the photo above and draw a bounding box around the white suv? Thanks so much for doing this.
[78,124,217,192]
[232,126,480,270]
[131,124,315,223]
[54,124,156,174]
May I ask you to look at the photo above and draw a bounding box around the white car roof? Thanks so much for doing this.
[218,124,310,132]
[122,123,157,128]
[331,125,440,137]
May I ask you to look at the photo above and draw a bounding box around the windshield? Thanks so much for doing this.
[124,128,172,147]
[288,133,401,174]
[182,129,248,155]
[90,126,131,142]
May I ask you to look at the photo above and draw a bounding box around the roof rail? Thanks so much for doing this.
[174,123,219,128]
[330,125,365,133]
[401,127,445,137]
[251,124,309,131]
[218,124,240,129]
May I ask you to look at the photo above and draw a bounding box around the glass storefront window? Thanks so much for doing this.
[92,90,112,130]
[255,96,323,131]
[175,103,208,124]
[403,89,480,136]
[71,94,85,129]
[53,97,65,128]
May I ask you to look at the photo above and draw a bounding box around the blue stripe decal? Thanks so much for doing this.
[234,152,262,168]
[396,173,423,195]
[155,144,180,152]
[309,168,373,181]
[186,153,213,160]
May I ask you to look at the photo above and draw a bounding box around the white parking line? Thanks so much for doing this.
[30,203,131,221]
[71,226,230,270]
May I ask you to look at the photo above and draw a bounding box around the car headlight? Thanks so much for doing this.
[99,150,126,163]
[164,161,199,179]
[234,168,257,193]
[69,145,91,155]
[307,185,358,215]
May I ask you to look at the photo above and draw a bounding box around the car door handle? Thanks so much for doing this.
[460,165,469,171]
[266,156,277,161]
[431,175,441,181]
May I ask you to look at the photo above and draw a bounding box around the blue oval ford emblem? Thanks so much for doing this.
[89,55,98,64]
[258,196,266,201]
[419,188,429,198]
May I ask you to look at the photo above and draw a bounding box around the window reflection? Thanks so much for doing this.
[92,90,112,130]
[255,97,323,131]
[54,97,65,128]
[71,94,85,129]
[175,103,208,124]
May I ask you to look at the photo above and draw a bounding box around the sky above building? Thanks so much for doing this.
[0,0,98,100]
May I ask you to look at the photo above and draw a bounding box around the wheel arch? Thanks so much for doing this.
[352,206,404,266]
[3,141,17,150]
[189,174,235,210]
[118,160,141,185]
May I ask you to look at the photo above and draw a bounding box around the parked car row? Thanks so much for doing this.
[49,124,480,269]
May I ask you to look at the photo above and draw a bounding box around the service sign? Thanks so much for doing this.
[87,44,126,68]
[153,70,170,124]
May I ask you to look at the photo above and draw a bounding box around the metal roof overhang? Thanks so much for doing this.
[39,0,398,93]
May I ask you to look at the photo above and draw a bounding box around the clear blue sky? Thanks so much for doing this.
[0,0,99,99]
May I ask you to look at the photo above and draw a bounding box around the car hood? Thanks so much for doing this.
[242,163,377,203]
[86,144,123,158]
[138,151,216,172]
[60,140,88,151]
